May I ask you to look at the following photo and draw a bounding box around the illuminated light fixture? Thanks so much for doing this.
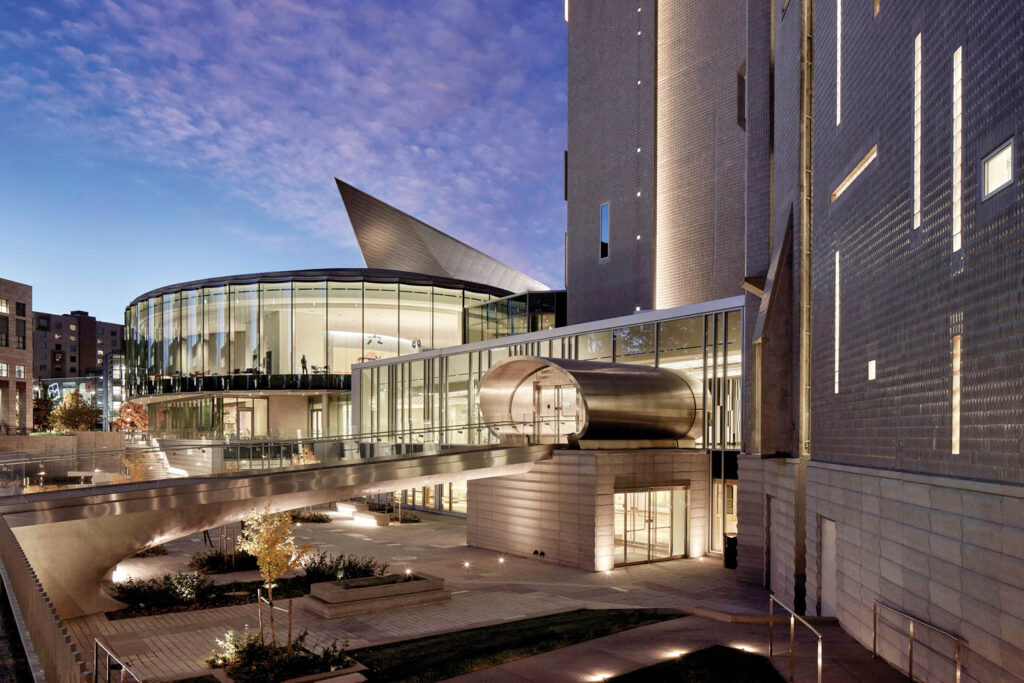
[405,568,412,576]
[111,565,127,583]
[636,191,642,197]
[635,306,641,312]
[637,147,641,153]
[665,649,686,658]
[637,80,642,85]
[868,360,876,380]
[830,145,878,202]
[590,675,612,682]
[498,557,505,564]
[635,234,641,240]
[463,561,471,568]
[637,30,642,36]
[563,0,568,22]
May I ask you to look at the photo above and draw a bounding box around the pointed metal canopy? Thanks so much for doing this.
[336,178,548,294]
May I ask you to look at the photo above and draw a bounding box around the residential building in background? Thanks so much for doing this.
[36,352,125,430]
[0,278,33,434]
[32,309,123,380]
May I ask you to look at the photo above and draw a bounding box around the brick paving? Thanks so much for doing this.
[65,510,887,681]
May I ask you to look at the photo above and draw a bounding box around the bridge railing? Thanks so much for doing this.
[0,418,570,499]
[0,515,89,682]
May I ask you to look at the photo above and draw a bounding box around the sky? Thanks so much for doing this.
[0,0,567,323]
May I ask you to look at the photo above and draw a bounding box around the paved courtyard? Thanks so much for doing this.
[65,508,895,681]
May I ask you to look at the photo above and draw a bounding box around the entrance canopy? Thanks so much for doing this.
[478,357,701,444]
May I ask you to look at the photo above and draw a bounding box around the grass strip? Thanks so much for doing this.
[350,608,677,682]
[610,644,786,682]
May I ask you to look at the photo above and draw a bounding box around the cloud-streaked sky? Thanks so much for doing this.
[0,0,567,323]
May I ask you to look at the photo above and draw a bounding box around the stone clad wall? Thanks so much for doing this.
[468,449,709,571]
[804,462,1024,683]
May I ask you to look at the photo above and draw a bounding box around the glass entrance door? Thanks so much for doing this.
[613,488,689,566]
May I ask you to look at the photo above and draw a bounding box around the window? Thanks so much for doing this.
[0,316,7,347]
[952,333,961,454]
[16,336,25,350]
[952,46,963,252]
[983,140,1013,198]
[873,0,880,16]
[737,62,747,129]
[600,202,610,259]
[836,0,842,126]
[0,363,6,377]
[15,302,25,317]
[0,299,7,314]
[834,251,840,393]
[831,145,878,202]
[16,319,25,349]
[913,33,922,229]
[868,360,876,380]
[15,365,25,379]
[69,324,77,331]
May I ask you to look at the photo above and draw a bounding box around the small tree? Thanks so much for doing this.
[111,402,149,433]
[33,395,53,432]
[236,503,311,647]
[49,390,102,432]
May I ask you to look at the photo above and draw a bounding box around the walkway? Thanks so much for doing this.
[65,511,894,682]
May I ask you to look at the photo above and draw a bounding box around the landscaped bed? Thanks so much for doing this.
[349,609,678,682]
[609,645,785,682]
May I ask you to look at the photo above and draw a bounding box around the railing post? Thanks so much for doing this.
[769,597,774,657]
[789,613,795,682]
[908,619,915,682]
[93,640,98,683]
[817,635,822,683]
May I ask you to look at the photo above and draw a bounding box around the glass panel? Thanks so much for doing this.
[182,289,203,377]
[136,300,149,382]
[446,354,470,444]
[293,283,326,373]
[260,283,292,375]
[148,296,163,378]
[328,282,362,375]
[203,286,229,376]
[614,323,655,365]
[711,480,724,553]
[434,288,465,349]
[577,330,613,362]
[724,310,742,448]
[360,368,372,436]
[230,284,260,374]
[163,293,179,377]
[399,285,432,355]
[650,490,673,560]
[450,481,467,514]
[613,492,626,564]
[624,491,649,564]
[363,283,398,362]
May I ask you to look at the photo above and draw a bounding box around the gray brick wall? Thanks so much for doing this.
[811,2,1024,483]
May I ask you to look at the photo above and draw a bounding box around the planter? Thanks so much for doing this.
[351,510,390,527]
[303,573,449,620]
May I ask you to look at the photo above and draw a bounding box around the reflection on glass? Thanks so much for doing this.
[203,286,229,376]
[328,282,362,374]
[182,289,203,376]
[614,324,655,364]
[163,293,178,377]
[293,283,326,372]
[136,300,149,379]
[149,296,163,378]
[260,283,291,375]
[230,284,260,374]
[577,330,613,361]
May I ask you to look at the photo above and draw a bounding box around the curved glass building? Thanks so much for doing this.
[125,268,508,440]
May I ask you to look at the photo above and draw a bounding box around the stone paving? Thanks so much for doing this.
[65,509,894,681]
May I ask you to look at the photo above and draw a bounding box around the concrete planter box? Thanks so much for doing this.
[352,510,391,526]
[303,573,449,619]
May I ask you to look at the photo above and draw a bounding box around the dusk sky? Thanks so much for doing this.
[0,0,567,323]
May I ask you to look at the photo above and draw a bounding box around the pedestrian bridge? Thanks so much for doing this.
[0,443,552,618]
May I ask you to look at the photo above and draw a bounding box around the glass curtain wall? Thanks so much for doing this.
[260,283,292,376]
[399,285,432,355]
[148,296,162,379]
[203,286,229,376]
[363,283,398,362]
[230,284,260,374]
[182,289,203,378]
[293,283,326,373]
[163,293,178,377]
[363,308,742,451]
[329,283,362,374]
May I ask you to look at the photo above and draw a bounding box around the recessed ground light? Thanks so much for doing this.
[498,557,505,564]
[463,561,471,568]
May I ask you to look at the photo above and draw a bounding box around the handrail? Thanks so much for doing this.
[93,638,142,682]
[873,600,964,682]
[768,594,822,683]
[0,516,88,682]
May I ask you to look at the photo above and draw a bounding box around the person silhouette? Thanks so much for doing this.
[301,354,308,374]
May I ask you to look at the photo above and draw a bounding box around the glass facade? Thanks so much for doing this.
[125,274,502,397]
[464,291,566,344]
[358,304,743,450]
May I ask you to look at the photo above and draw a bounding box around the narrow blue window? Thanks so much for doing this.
[600,202,610,259]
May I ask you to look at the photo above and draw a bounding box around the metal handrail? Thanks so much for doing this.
[768,594,822,683]
[873,600,964,682]
[94,638,143,682]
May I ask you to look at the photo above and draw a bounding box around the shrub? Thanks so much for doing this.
[301,550,388,583]
[366,501,393,513]
[111,573,215,611]
[290,510,331,524]
[131,544,168,558]
[209,628,350,683]
[189,548,259,574]
[391,511,420,524]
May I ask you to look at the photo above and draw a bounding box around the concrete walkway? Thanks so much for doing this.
[64,510,896,681]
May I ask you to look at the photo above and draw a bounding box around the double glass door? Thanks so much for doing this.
[613,488,688,565]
